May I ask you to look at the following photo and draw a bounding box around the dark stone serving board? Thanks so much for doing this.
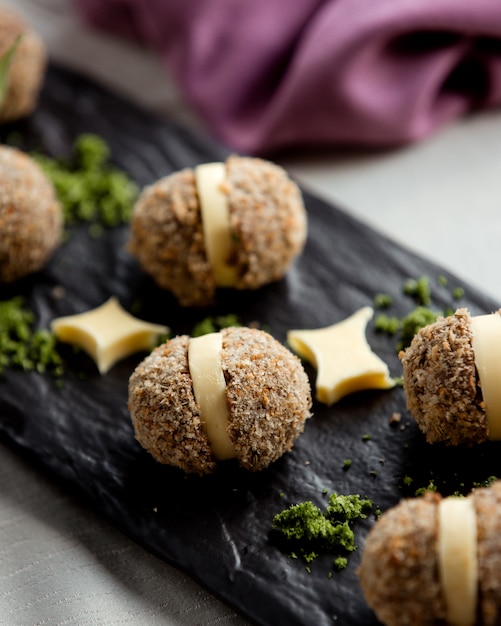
[0,65,500,626]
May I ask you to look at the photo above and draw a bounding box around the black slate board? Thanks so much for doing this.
[1,65,500,626]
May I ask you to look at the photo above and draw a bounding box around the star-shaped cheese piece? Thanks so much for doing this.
[287,306,395,405]
[51,297,168,374]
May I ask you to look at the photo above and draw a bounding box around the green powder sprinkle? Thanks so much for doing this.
[397,306,440,351]
[373,275,466,352]
[326,492,373,522]
[32,134,138,229]
[272,492,372,570]
[0,297,63,377]
[374,313,400,335]
[191,314,241,337]
[272,501,356,555]
[403,275,432,307]
[373,293,393,309]
[473,476,498,488]
[415,479,438,496]
[333,556,348,571]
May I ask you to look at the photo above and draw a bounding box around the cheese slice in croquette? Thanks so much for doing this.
[438,497,478,626]
[287,306,394,405]
[195,162,238,287]
[188,332,236,460]
[51,297,168,374]
[470,312,501,440]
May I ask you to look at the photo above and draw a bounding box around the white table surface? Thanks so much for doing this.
[1,1,501,624]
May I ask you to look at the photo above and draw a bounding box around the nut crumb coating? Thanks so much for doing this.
[128,335,217,475]
[221,327,312,471]
[0,145,62,282]
[0,5,47,123]
[128,168,215,307]
[399,308,488,446]
[358,492,445,626]
[128,327,312,475]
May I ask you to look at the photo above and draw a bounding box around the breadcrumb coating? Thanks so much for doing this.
[0,145,62,282]
[399,308,488,445]
[127,156,307,307]
[128,168,215,307]
[221,326,312,471]
[225,155,307,290]
[472,481,501,625]
[128,327,312,475]
[358,492,445,626]
[0,5,47,123]
[360,482,501,625]
[128,334,217,474]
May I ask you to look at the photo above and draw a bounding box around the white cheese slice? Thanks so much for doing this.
[188,332,236,460]
[470,312,501,440]
[51,297,168,374]
[195,162,238,287]
[287,306,394,405]
[438,497,478,626]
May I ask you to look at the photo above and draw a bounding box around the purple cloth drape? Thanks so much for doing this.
[74,0,501,154]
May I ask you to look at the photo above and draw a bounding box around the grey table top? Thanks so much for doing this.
[1,1,501,624]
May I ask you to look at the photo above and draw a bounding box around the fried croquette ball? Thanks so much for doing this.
[0,145,62,282]
[0,5,47,123]
[399,308,489,446]
[128,326,312,474]
[128,155,307,307]
[359,482,501,626]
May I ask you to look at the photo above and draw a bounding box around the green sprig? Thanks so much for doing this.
[0,35,21,107]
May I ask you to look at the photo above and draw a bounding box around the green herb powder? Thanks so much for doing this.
[272,492,373,571]
[0,297,63,376]
[33,134,138,228]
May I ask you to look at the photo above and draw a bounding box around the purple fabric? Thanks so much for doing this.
[74,0,501,154]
